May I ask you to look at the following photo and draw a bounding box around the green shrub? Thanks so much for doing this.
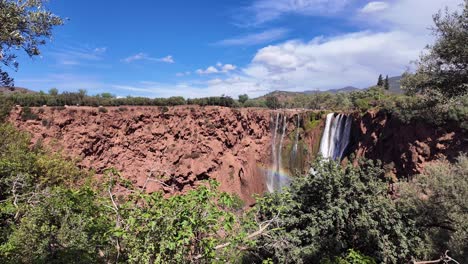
[160,106,169,113]
[248,158,420,263]
[0,95,13,122]
[98,107,108,113]
[20,106,38,121]
[354,98,371,112]
[397,154,468,263]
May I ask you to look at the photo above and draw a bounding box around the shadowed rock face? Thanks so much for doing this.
[348,110,466,179]
[9,106,324,204]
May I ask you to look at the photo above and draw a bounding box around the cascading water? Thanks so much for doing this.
[290,114,301,165]
[292,114,300,155]
[278,115,287,175]
[319,113,352,161]
[267,113,280,192]
[267,112,290,193]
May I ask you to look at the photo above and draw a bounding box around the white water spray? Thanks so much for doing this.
[319,113,352,161]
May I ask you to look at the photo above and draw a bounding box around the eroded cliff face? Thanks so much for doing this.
[9,106,323,204]
[9,107,464,202]
[348,110,466,179]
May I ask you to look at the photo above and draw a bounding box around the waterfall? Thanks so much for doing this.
[292,114,300,155]
[267,113,280,192]
[319,113,352,161]
[319,113,334,158]
[267,112,290,193]
[278,115,287,175]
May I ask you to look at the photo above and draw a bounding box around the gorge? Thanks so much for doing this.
[9,106,466,203]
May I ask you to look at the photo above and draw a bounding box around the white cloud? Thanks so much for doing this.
[122,53,175,63]
[216,28,289,46]
[202,0,461,96]
[241,30,424,90]
[176,71,191,77]
[122,52,148,63]
[159,55,175,63]
[360,1,389,13]
[196,63,237,75]
[359,0,461,32]
[221,64,237,72]
[196,66,219,75]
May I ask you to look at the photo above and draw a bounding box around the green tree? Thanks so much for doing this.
[238,94,249,104]
[100,92,114,99]
[401,1,468,100]
[377,74,384,86]
[0,187,114,264]
[249,158,420,263]
[48,88,58,96]
[119,180,249,263]
[0,0,63,86]
[265,96,280,109]
[384,75,390,90]
[397,154,468,263]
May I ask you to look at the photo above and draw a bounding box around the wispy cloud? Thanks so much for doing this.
[122,53,147,63]
[216,28,289,46]
[176,71,191,77]
[17,73,108,93]
[122,53,175,63]
[360,1,390,13]
[238,0,352,26]
[50,45,107,66]
[159,55,175,63]
[196,63,237,75]
[196,66,219,75]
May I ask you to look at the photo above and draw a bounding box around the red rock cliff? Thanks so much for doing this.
[348,110,466,179]
[9,106,323,204]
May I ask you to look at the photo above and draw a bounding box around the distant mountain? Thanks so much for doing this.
[0,86,37,95]
[258,86,361,100]
[258,75,403,100]
[303,86,361,94]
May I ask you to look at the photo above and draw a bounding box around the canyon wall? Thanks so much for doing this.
[9,106,323,204]
[348,110,466,179]
[9,106,465,203]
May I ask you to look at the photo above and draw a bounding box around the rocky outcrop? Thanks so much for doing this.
[348,110,466,179]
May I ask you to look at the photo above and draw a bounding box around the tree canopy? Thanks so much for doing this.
[0,0,63,86]
[402,1,468,100]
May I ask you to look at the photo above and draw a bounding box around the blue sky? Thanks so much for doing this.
[11,0,462,98]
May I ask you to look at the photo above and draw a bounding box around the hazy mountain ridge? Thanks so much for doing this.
[259,76,403,99]
[0,86,37,95]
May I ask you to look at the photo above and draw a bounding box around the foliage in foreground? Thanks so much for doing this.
[247,158,419,264]
[248,155,468,264]
[0,123,466,263]
[0,123,250,263]
[397,155,468,263]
